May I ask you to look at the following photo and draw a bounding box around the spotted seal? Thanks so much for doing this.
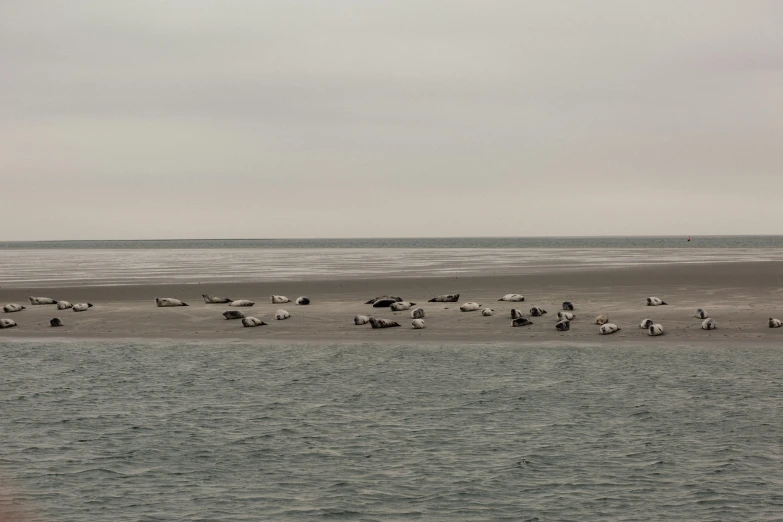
[428,294,459,303]
[72,303,93,312]
[202,294,232,304]
[223,310,246,320]
[155,298,188,307]
[369,318,401,329]
[411,319,426,329]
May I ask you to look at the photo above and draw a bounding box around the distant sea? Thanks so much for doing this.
[3,235,783,249]
[2,236,783,287]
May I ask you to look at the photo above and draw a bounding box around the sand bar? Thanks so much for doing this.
[1,261,782,343]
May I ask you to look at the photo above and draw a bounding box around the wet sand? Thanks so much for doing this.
[1,261,782,343]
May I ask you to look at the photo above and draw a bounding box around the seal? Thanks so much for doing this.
[3,304,25,313]
[223,310,246,320]
[366,296,402,305]
[369,318,401,329]
[72,303,93,312]
[275,309,291,320]
[242,317,267,327]
[510,309,524,320]
[271,295,291,304]
[482,308,494,316]
[595,315,609,325]
[529,307,547,317]
[29,297,57,305]
[202,294,232,304]
[0,318,18,329]
[373,298,401,308]
[648,324,664,336]
[229,300,255,307]
[410,307,425,319]
[701,318,716,330]
[639,319,653,329]
[50,318,64,327]
[295,297,311,305]
[556,311,574,321]
[56,301,73,310]
[769,318,782,328]
[599,323,620,335]
[354,314,371,325]
[646,297,667,306]
[498,294,525,302]
[155,298,188,307]
[390,301,416,311]
[459,302,482,312]
[411,319,425,329]
[512,317,533,327]
[695,308,707,319]
[555,320,570,331]
[428,294,459,303]
[562,301,575,311]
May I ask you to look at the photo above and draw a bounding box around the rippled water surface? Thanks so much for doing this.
[1,341,781,521]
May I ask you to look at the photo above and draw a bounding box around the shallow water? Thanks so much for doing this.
[1,341,781,521]
[3,247,783,287]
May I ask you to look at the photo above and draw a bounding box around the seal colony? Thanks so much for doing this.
[5,287,777,339]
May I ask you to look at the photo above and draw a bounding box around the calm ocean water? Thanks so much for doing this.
[3,236,783,249]
[3,237,783,287]
[1,341,781,521]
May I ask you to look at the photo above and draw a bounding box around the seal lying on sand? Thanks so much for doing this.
[271,295,291,304]
[599,323,620,335]
[229,300,254,307]
[411,319,425,329]
[555,320,570,331]
[701,318,716,330]
[373,298,401,308]
[29,297,57,305]
[562,301,575,311]
[203,294,232,303]
[595,315,609,325]
[410,307,425,319]
[3,304,25,313]
[366,296,402,305]
[648,324,664,336]
[529,307,547,317]
[695,308,707,319]
[156,298,188,307]
[512,317,533,327]
[769,318,782,328]
[72,303,93,312]
[647,297,667,306]
[242,317,266,327]
[639,319,653,329]
[354,314,371,325]
[0,318,18,328]
[459,302,482,312]
[499,294,525,302]
[390,301,415,311]
[223,310,246,320]
[57,301,73,310]
[482,308,494,316]
[428,294,459,303]
[275,309,290,320]
[295,297,310,305]
[510,309,524,319]
[369,318,401,329]
[557,312,574,321]
[50,318,64,327]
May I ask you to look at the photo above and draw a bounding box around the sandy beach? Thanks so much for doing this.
[1,260,782,343]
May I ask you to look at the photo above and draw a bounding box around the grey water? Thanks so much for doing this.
[4,237,783,288]
[1,341,781,521]
[3,235,783,249]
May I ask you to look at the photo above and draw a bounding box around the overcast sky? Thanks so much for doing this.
[1,1,781,240]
